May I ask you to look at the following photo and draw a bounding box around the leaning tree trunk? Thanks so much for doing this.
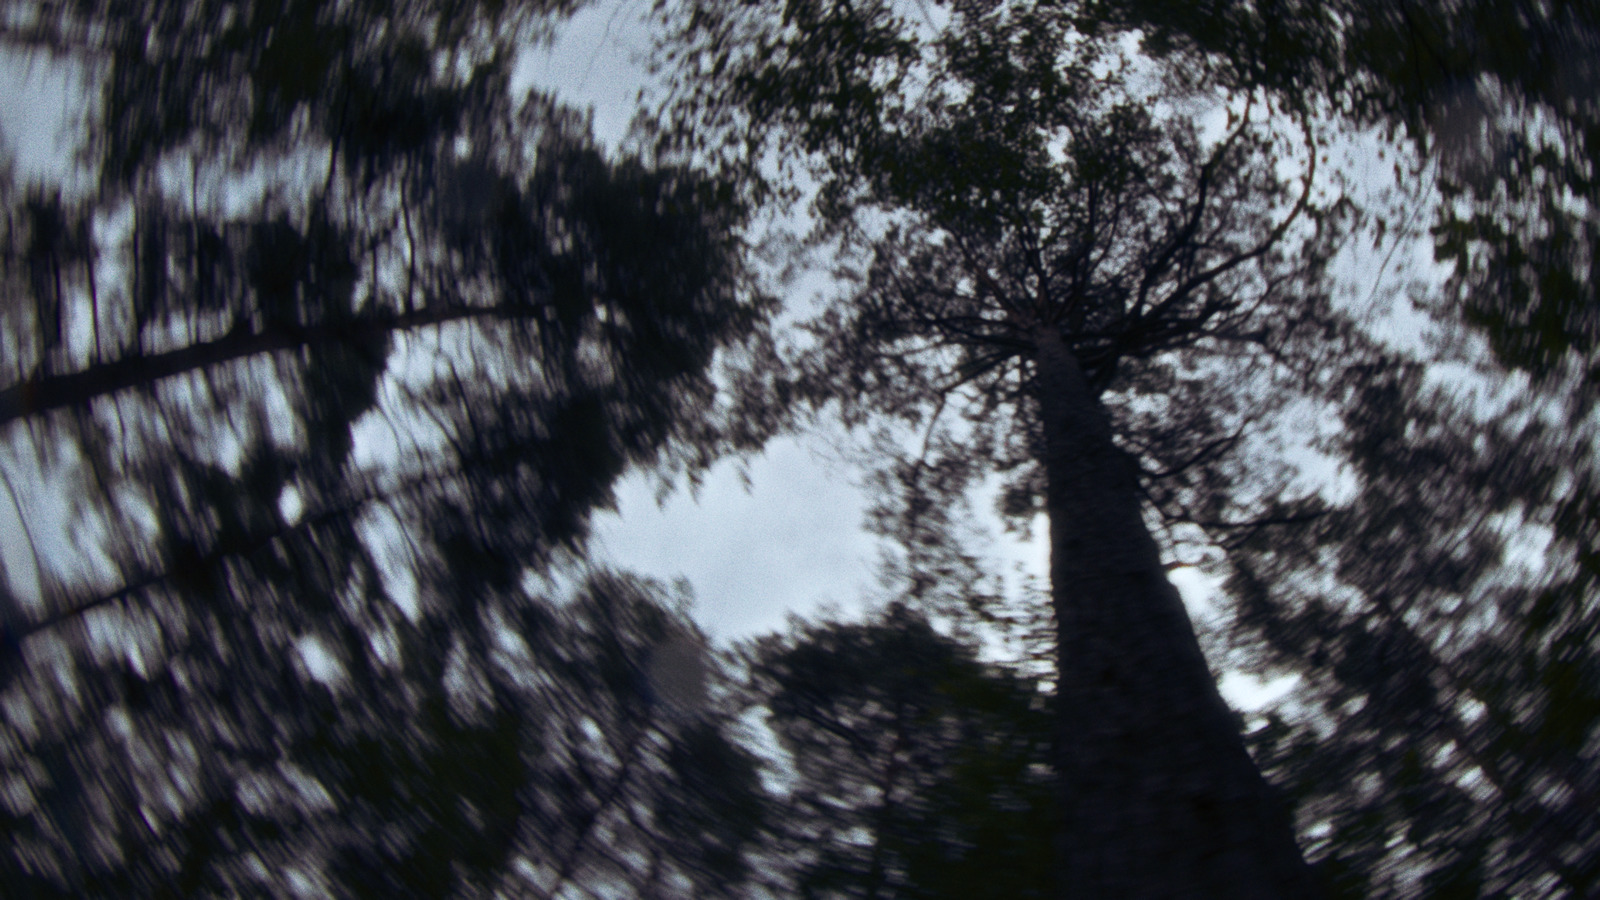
[1031,326,1322,899]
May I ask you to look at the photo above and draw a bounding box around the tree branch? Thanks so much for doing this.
[0,303,535,428]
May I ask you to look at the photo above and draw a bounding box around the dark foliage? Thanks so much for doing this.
[0,0,771,896]
[746,604,1055,900]
[1107,0,1600,382]
[656,1,1363,894]
[1224,358,1599,899]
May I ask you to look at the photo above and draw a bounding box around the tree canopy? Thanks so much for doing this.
[745,603,1055,899]
[657,0,1371,894]
[1,0,773,895]
[1223,353,1600,898]
[3,0,1594,897]
[1107,0,1600,380]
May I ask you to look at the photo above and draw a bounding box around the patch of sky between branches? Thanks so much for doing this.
[0,46,96,190]
[591,435,880,642]
[511,0,654,154]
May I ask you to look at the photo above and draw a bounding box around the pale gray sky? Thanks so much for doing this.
[0,47,93,186]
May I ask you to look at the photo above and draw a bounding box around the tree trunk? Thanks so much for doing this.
[0,304,512,427]
[1031,326,1321,899]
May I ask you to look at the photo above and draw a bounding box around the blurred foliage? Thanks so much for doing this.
[2,566,767,897]
[656,1,1599,897]
[744,604,1055,900]
[1220,353,1599,898]
[0,0,773,896]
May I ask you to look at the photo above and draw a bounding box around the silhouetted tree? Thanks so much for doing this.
[659,1,1358,894]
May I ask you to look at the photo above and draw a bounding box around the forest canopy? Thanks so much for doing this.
[1,0,1595,897]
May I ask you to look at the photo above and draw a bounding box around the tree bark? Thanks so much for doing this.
[1032,325,1321,899]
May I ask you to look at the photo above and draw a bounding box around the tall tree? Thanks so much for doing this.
[1066,5,1600,892]
[660,1,1359,894]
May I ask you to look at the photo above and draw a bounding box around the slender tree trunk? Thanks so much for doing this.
[0,304,516,427]
[1031,325,1320,899]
